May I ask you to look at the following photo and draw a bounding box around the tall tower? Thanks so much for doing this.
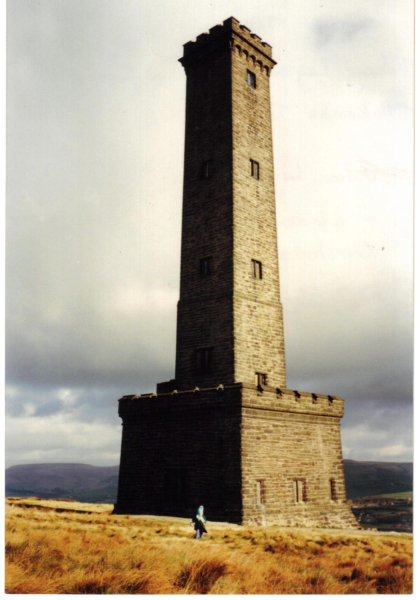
[172,17,285,391]
[115,18,358,529]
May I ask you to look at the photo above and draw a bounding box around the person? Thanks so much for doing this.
[191,505,207,539]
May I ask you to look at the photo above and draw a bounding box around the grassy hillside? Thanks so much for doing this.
[344,460,413,498]
[375,492,413,500]
[5,498,412,594]
[6,460,413,503]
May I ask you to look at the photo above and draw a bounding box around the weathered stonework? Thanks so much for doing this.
[114,17,358,529]
[239,386,357,527]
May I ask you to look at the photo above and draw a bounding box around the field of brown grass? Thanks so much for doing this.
[5,497,413,594]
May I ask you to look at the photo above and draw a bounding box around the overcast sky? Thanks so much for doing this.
[6,0,413,468]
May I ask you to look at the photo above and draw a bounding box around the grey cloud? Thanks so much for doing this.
[33,400,66,417]
[283,278,413,410]
[6,299,177,390]
[308,11,412,109]
[341,401,413,462]
[6,398,27,418]
[314,18,374,48]
[6,383,144,427]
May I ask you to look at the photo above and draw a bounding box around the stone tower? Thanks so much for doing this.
[114,17,358,529]
[174,17,285,392]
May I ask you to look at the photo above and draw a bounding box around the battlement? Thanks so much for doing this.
[180,16,276,70]
[119,383,344,419]
[242,385,344,419]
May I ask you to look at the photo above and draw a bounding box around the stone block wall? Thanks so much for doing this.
[231,25,286,389]
[240,386,359,527]
[175,36,234,390]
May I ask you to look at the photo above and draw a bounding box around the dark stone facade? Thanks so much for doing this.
[115,386,242,523]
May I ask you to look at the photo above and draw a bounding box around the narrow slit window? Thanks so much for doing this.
[252,259,262,279]
[256,480,265,504]
[293,479,305,503]
[256,372,267,387]
[329,478,337,501]
[200,257,212,278]
[201,159,213,179]
[195,348,213,376]
[247,70,256,89]
[250,159,260,179]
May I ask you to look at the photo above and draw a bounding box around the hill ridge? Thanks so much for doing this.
[6,460,413,503]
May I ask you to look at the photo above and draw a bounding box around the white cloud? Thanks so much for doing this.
[342,419,412,462]
[56,388,80,405]
[6,412,121,467]
[375,444,410,458]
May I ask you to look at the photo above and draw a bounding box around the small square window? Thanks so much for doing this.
[200,257,212,278]
[256,372,267,387]
[201,159,213,179]
[195,348,213,376]
[252,259,262,279]
[247,70,256,89]
[250,159,260,180]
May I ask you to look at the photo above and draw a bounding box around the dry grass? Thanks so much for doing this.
[5,498,413,594]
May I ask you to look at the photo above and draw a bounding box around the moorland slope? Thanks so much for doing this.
[5,498,412,594]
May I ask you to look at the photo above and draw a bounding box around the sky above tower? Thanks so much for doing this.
[6,0,413,467]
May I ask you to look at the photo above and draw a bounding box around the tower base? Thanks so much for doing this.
[114,384,359,529]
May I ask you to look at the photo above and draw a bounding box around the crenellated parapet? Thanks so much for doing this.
[119,383,344,419]
[241,385,344,419]
[230,37,273,77]
[179,16,276,75]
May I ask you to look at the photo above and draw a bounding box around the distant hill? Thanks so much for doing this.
[5,460,413,503]
[5,463,119,503]
[343,460,413,499]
